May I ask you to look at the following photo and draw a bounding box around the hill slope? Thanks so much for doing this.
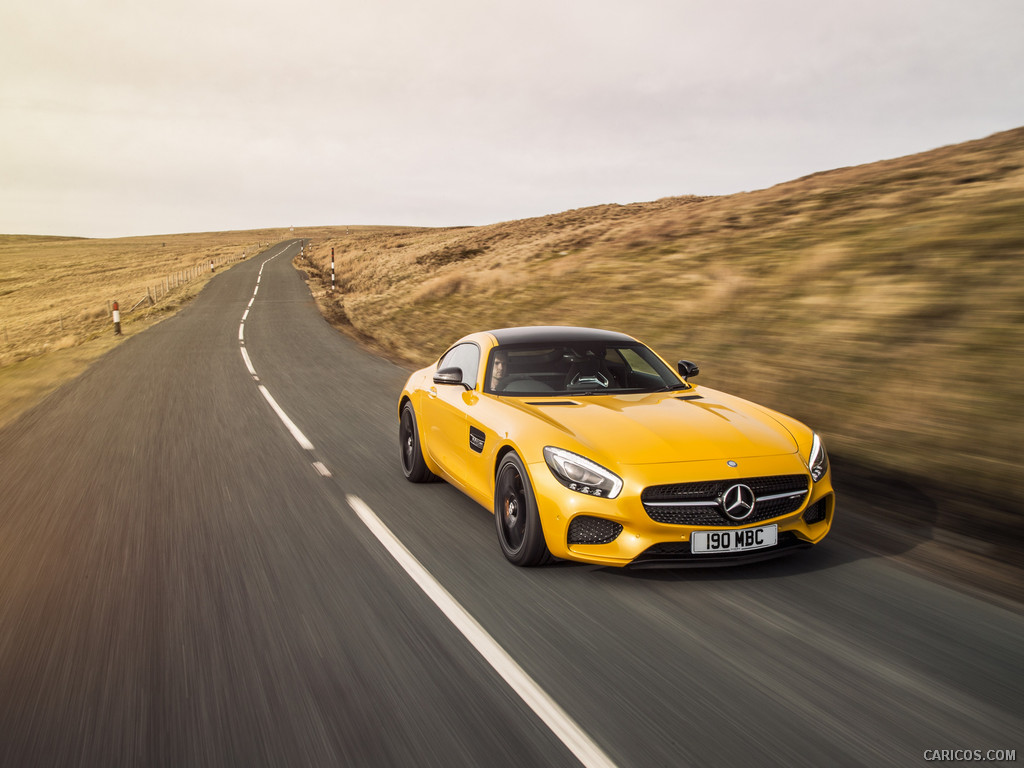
[298,127,1024,542]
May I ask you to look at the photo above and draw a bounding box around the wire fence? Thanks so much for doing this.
[1,247,266,365]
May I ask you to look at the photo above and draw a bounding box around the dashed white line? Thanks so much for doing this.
[240,347,257,377]
[345,495,618,768]
[241,244,328,474]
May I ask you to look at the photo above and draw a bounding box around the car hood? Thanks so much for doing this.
[509,388,800,465]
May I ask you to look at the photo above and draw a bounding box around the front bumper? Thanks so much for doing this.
[527,454,835,567]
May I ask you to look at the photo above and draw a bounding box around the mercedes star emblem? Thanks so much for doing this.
[720,484,756,521]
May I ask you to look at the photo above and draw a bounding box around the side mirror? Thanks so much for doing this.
[433,367,466,387]
[677,360,700,382]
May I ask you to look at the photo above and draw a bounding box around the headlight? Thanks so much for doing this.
[808,433,829,482]
[543,447,623,499]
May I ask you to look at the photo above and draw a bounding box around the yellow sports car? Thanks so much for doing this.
[398,326,834,567]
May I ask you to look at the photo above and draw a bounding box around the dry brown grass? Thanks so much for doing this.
[295,127,1024,520]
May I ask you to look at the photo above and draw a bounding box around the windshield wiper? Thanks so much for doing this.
[567,388,644,397]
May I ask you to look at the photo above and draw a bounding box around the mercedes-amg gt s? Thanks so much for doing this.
[398,326,834,567]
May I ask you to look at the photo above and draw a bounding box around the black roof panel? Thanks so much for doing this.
[489,326,636,345]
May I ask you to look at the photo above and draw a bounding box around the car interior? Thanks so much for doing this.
[489,344,677,395]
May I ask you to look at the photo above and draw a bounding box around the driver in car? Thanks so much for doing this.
[490,349,509,391]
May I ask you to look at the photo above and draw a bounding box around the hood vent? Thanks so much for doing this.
[526,400,578,406]
[675,395,704,401]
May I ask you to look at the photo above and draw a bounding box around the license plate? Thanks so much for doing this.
[691,525,778,554]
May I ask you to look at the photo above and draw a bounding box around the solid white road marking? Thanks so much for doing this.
[345,495,620,768]
[238,324,244,341]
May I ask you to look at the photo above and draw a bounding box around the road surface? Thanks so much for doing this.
[1,241,1020,767]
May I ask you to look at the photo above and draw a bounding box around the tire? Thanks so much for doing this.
[399,402,435,483]
[494,453,550,566]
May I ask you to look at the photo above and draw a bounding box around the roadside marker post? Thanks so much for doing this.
[112,301,122,336]
[331,247,336,292]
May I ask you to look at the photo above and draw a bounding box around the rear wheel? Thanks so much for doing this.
[399,402,435,483]
[494,453,550,566]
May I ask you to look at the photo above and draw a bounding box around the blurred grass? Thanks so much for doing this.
[297,127,1024,530]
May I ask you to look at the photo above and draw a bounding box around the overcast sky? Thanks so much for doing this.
[2,0,1023,238]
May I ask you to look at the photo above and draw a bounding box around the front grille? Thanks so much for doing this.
[567,516,623,545]
[642,474,809,527]
[803,497,829,525]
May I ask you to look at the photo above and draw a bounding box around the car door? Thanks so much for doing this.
[422,342,481,484]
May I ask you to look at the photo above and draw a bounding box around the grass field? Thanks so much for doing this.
[2,128,1022,547]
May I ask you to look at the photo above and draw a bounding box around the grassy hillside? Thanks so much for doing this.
[296,127,1024,533]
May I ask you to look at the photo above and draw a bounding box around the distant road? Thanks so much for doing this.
[0,241,1020,767]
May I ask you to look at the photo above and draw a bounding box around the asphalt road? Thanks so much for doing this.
[1,241,1021,767]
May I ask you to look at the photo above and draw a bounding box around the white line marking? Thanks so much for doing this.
[312,461,332,477]
[253,285,259,296]
[238,324,244,341]
[258,385,315,450]
[345,495,619,768]
[248,298,255,308]
[240,347,257,376]
[242,309,249,321]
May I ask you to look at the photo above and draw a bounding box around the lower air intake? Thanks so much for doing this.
[803,497,829,525]
[567,516,623,545]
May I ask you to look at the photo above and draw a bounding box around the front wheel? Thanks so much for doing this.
[399,402,435,483]
[494,453,550,566]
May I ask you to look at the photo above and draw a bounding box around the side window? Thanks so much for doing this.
[437,343,481,389]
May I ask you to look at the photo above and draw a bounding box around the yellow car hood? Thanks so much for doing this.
[510,389,799,465]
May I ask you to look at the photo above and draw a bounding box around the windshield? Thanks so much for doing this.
[484,342,687,396]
